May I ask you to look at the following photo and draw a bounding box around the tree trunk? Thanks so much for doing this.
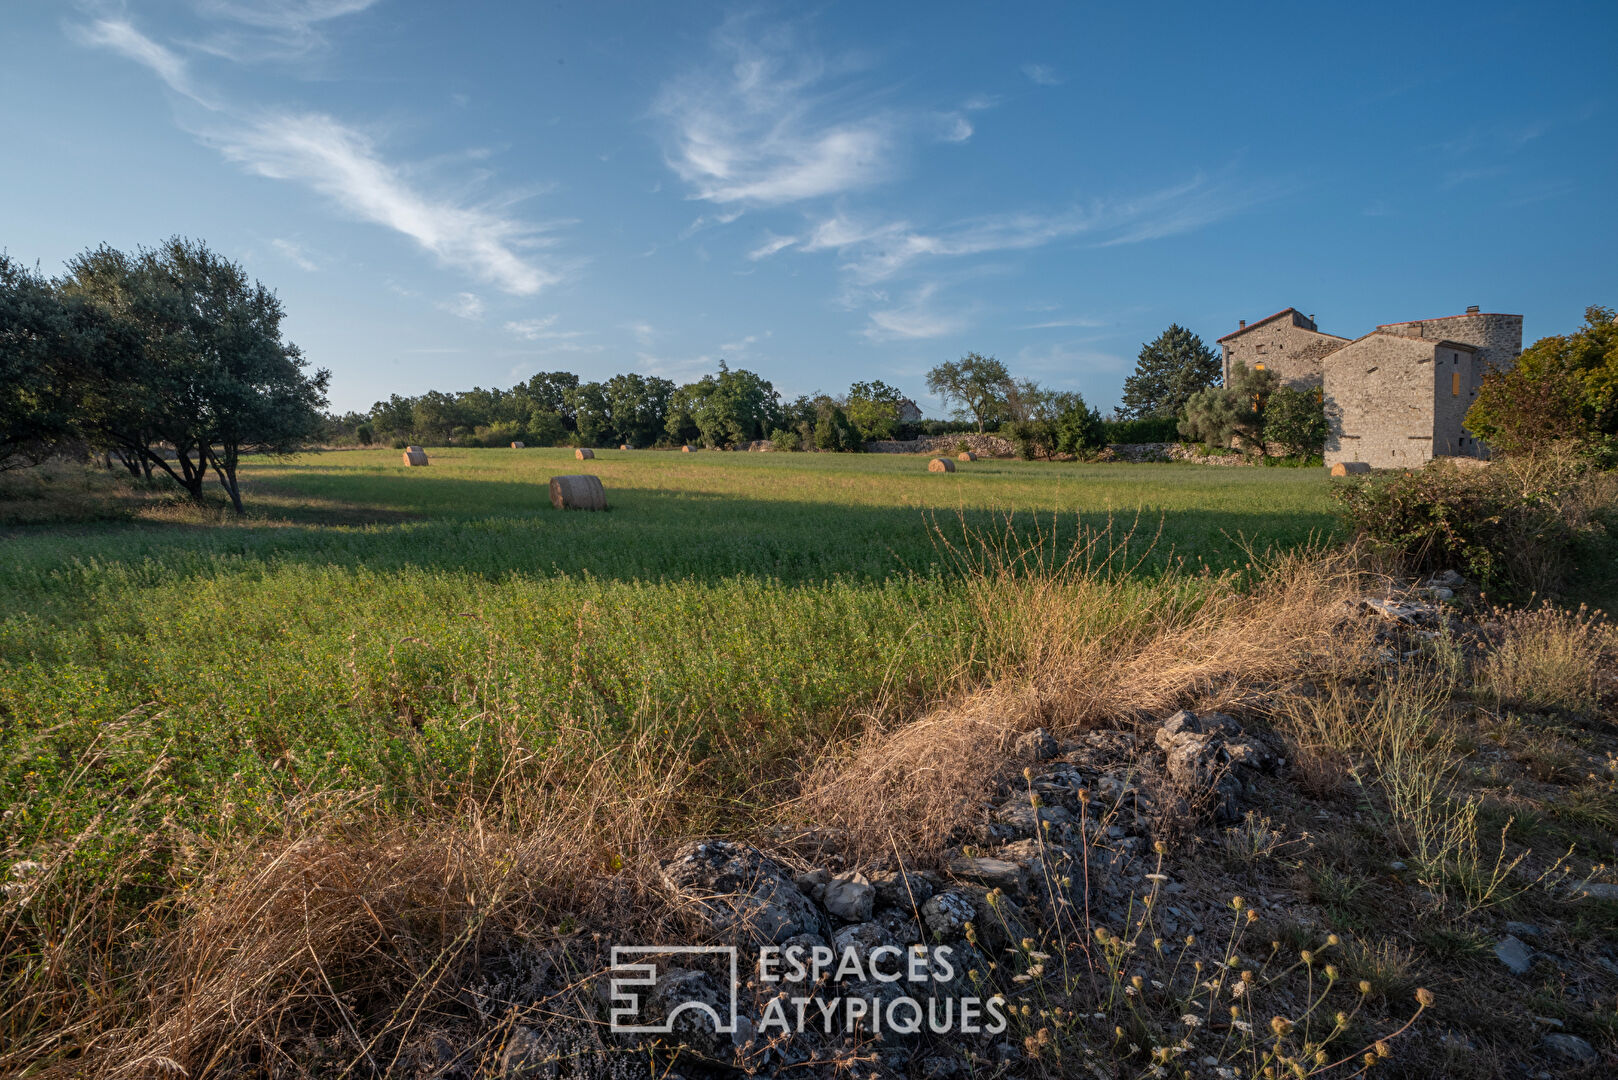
[209,443,245,514]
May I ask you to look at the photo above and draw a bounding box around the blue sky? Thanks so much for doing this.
[4,1,1615,415]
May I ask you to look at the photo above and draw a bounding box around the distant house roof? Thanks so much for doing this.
[1218,308,1349,345]
[1218,308,1308,343]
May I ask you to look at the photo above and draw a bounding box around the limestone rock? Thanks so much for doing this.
[948,856,1029,895]
[832,920,901,966]
[650,969,729,1054]
[1541,1033,1597,1065]
[920,891,977,940]
[822,871,876,922]
[1494,935,1533,976]
[1014,727,1060,761]
[869,868,934,909]
[1155,710,1201,749]
[662,840,821,943]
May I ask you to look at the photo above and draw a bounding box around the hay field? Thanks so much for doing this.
[1,450,1334,857]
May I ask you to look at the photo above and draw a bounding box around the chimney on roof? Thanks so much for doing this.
[1466,305,1480,314]
[1239,319,1246,328]
[1308,314,1315,322]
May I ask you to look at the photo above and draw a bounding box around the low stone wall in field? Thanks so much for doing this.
[746,435,1267,466]
[865,433,1019,457]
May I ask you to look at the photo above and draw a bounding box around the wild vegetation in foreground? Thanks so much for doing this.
[1,451,1614,1078]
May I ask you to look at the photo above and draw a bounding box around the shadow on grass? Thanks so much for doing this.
[3,470,1340,600]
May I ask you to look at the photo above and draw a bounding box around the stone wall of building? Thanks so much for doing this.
[1221,311,1347,389]
[1376,312,1523,373]
[1323,333,1441,470]
[1430,343,1484,458]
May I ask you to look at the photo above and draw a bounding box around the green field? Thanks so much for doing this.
[0,450,1336,871]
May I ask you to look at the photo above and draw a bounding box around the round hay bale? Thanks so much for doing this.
[510,441,525,449]
[928,458,956,473]
[957,451,976,461]
[681,445,695,453]
[1329,461,1371,476]
[619,443,630,451]
[549,474,607,511]
[402,449,428,467]
[406,445,424,454]
[575,448,595,460]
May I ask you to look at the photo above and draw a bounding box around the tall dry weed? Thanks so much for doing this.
[1481,604,1611,715]
[791,518,1378,859]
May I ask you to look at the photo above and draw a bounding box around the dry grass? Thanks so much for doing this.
[790,519,1378,860]
[1481,605,1612,716]
[6,724,700,1079]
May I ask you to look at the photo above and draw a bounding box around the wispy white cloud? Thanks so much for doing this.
[934,113,973,143]
[503,315,591,341]
[626,321,657,347]
[440,291,485,320]
[719,330,770,356]
[72,19,214,105]
[1021,63,1062,87]
[208,112,560,294]
[271,237,320,270]
[73,13,565,297]
[748,233,799,260]
[862,283,969,341]
[190,0,382,62]
[654,15,897,207]
[1020,316,1107,330]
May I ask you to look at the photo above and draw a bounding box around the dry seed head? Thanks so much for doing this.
[1415,987,1435,1007]
[1326,933,1340,947]
[1232,896,1246,911]
[1153,840,1168,854]
[1359,980,1372,995]
[1364,1053,1377,1068]
[1375,1040,1391,1058]
[1300,950,1313,964]
[1271,1016,1295,1037]
[1325,964,1339,979]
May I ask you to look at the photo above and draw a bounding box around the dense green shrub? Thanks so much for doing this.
[1467,305,1618,465]
[814,405,860,451]
[1100,415,1181,444]
[1180,362,1277,453]
[1333,454,1618,598]
[1264,386,1330,457]
[769,427,801,452]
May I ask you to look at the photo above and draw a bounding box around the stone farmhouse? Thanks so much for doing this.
[1218,306,1523,469]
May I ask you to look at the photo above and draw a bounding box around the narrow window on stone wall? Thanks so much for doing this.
[1451,371,1460,396]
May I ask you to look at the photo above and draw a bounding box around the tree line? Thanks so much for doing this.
[1,239,328,511]
[333,367,927,452]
